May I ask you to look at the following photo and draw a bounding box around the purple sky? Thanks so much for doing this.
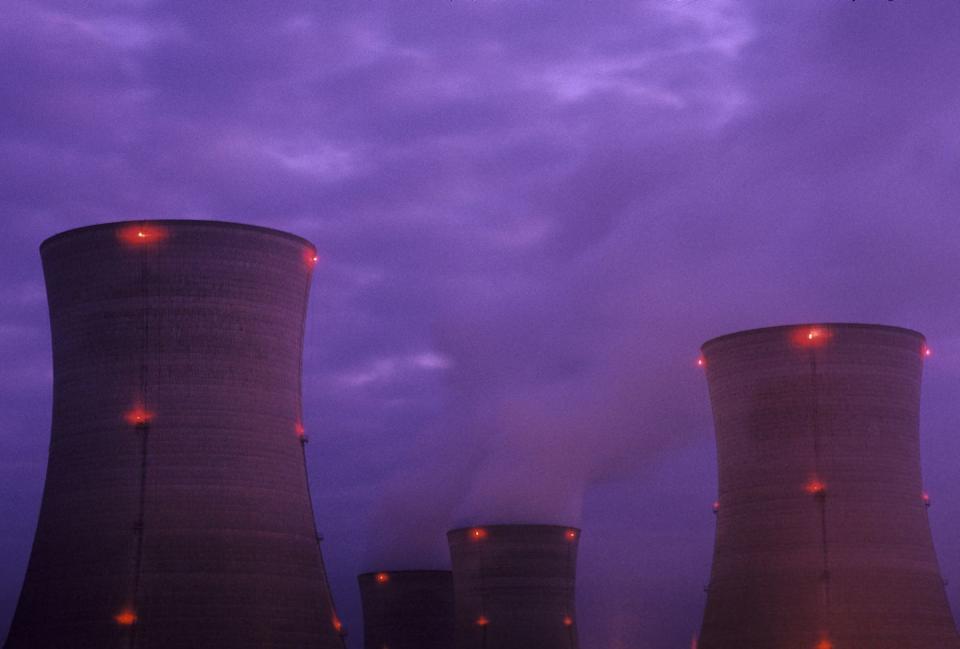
[2,1,960,647]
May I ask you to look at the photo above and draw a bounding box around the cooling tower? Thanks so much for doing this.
[448,524,579,649]
[4,220,346,649]
[698,323,959,649]
[358,570,454,649]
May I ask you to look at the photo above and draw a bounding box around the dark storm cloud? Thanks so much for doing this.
[2,1,960,647]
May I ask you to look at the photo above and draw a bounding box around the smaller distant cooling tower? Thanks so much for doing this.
[448,524,580,649]
[358,570,454,649]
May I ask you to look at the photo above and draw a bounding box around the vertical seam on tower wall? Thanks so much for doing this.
[566,537,574,648]
[129,231,150,649]
[480,539,487,649]
[809,350,832,620]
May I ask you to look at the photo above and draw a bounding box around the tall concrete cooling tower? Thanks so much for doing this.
[4,220,346,649]
[358,570,454,649]
[448,524,579,649]
[698,323,960,649]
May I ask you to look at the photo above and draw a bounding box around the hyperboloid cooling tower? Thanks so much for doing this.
[4,221,346,649]
[697,323,959,649]
[358,570,455,649]
[448,524,580,649]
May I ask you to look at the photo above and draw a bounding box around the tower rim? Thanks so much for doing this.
[39,218,316,253]
[447,523,581,539]
[701,322,924,352]
[358,570,453,579]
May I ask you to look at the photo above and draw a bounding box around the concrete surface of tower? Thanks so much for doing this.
[448,524,580,649]
[697,323,960,649]
[4,221,345,649]
[358,570,455,649]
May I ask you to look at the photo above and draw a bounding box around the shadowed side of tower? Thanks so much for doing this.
[448,524,579,649]
[4,220,345,649]
[697,323,960,649]
[358,570,454,649]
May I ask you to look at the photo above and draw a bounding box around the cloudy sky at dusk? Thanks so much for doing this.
[2,1,960,646]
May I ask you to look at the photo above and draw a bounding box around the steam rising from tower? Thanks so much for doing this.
[697,323,960,649]
[4,220,344,649]
[448,524,579,649]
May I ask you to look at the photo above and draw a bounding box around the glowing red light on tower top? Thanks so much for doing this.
[376,572,389,583]
[816,639,833,649]
[476,616,489,627]
[117,224,168,246]
[712,500,720,514]
[563,616,574,627]
[923,345,932,358]
[792,326,830,348]
[303,249,320,267]
[294,422,305,437]
[923,491,931,506]
[565,529,577,541]
[114,610,137,626]
[470,528,487,540]
[697,356,705,368]
[333,616,343,633]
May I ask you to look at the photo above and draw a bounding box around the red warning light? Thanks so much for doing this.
[923,345,932,358]
[295,422,306,437]
[816,639,833,649]
[333,616,344,633]
[923,491,931,507]
[376,572,390,584]
[805,479,826,496]
[115,609,137,626]
[124,407,152,427]
[793,326,830,348]
[563,616,574,627]
[712,501,720,514]
[304,249,320,267]
[697,356,705,368]
[470,528,487,540]
[117,224,168,246]
[565,529,577,541]
[476,616,489,627]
